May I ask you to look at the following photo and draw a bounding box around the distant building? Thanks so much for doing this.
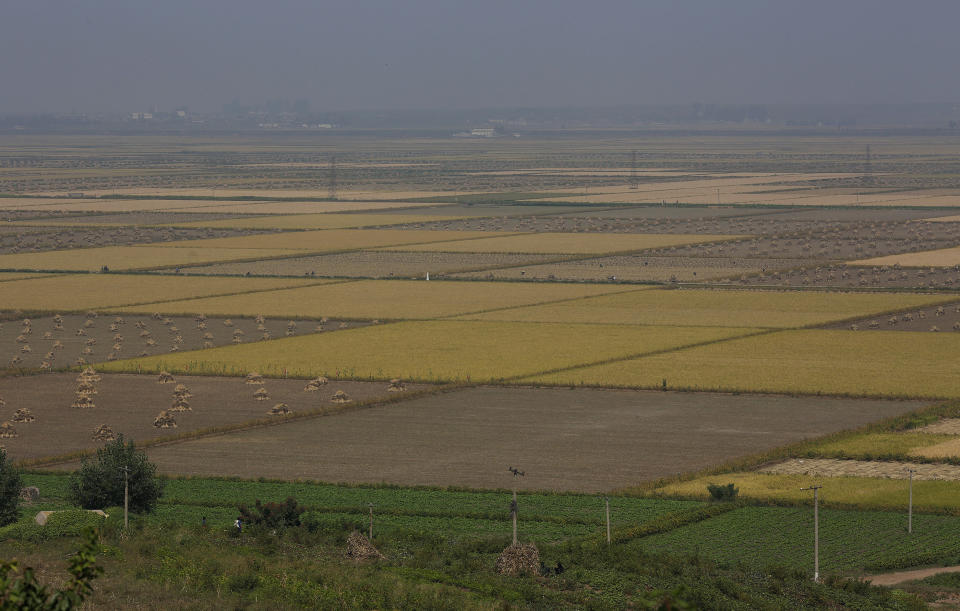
[470,128,495,138]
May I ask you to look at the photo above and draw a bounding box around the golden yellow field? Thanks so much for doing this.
[381,232,741,254]
[117,280,639,320]
[527,329,960,398]
[852,246,960,267]
[0,274,329,311]
[150,229,511,251]
[162,213,463,230]
[648,473,960,512]
[159,201,451,214]
[0,272,49,282]
[100,320,757,382]
[49,187,481,200]
[460,289,949,328]
[0,199,261,213]
[0,245,304,272]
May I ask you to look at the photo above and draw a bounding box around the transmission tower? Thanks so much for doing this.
[328,154,338,200]
[629,150,639,189]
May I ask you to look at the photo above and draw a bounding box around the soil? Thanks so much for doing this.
[0,314,367,371]
[0,373,431,462]
[0,226,276,255]
[825,301,960,332]
[867,565,960,586]
[132,386,924,491]
[717,264,960,290]
[179,251,560,278]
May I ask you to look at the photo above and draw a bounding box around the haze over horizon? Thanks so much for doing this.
[3,0,960,114]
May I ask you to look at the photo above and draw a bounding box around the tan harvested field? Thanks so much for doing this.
[382,232,742,254]
[723,263,960,291]
[827,301,960,332]
[49,188,483,200]
[0,312,362,371]
[115,280,637,320]
[527,329,960,399]
[0,199,269,213]
[149,228,508,251]
[0,373,430,462]
[927,214,960,223]
[0,272,49,282]
[157,201,452,214]
[181,251,560,278]
[910,439,960,460]
[0,245,305,272]
[454,255,811,283]
[0,225,273,255]
[131,387,925,490]
[100,320,754,383]
[0,274,328,312]
[461,289,949,328]
[759,458,960,481]
[852,246,960,268]
[165,213,465,230]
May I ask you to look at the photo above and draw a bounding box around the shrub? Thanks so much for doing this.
[0,527,102,609]
[69,435,164,513]
[238,497,305,529]
[706,483,739,502]
[0,449,22,527]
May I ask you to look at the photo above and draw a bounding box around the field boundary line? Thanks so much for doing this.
[436,285,652,320]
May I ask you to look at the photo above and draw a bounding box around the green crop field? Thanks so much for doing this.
[527,329,960,399]
[461,289,949,328]
[636,505,960,573]
[117,279,639,320]
[0,273,331,311]
[99,320,758,382]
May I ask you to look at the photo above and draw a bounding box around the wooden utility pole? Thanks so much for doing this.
[605,497,611,544]
[368,503,374,540]
[908,469,916,534]
[120,466,130,528]
[508,467,525,545]
[801,485,822,581]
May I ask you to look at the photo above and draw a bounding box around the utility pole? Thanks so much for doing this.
[328,154,338,200]
[907,469,915,534]
[604,497,611,544]
[120,466,130,528]
[801,485,822,581]
[368,502,374,540]
[508,467,525,545]
[629,150,638,189]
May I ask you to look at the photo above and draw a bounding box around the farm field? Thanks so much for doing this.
[527,329,960,398]
[0,273,327,312]
[0,313,363,370]
[827,300,960,331]
[148,228,508,251]
[181,251,560,278]
[114,279,638,320]
[0,244,306,272]
[165,213,466,230]
[0,225,271,255]
[0,199,273,213]
[381,232,742,254]
[98,320,757,382]
[157,200,453,215]
[721,262,960,290]
[0,373,430,462]
[460,288,949,328]
[853,245,960,268]
[91,387,926,491]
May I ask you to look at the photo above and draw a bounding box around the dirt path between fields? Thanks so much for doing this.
[867,565,960,586]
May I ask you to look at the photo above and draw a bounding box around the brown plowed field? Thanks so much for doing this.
[825,301,960,332]
[0,226,273,255]
[0,373,431,462]
[135,387,925,491]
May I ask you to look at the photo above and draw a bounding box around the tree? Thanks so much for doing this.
[0,528,102,610]
[238,497,305,529]
[69,435,163,513]
[0,449,22,527]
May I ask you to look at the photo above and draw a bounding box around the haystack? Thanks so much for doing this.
[286,320,297,330]
[12,408,35,423]
[255,314,265,325]
[245,373,264,385]
[387,379,406,392]
[494,543,540,577]
[0,422,18,439]
[39,360,52,370]
[52,341,64,351]
[253,387,270,401]
[91,424,116,441]
[0,397,4,409]
[345,531,384,561]
[157,371,175,384]
[153,410,177,428]
[268,402,291,416]
[170,397,192,412]
[331,390,351,404]
[19,487,39,503]
[53,314,63,324]
[71,394,95,409]
[173,384,192,398]
[202,332,214,340]
[9,356,21,366]
[223,319,234,327]
[78,367,101,383]
[303,376,328,391]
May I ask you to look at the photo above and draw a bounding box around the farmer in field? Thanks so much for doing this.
[234,517,242,533]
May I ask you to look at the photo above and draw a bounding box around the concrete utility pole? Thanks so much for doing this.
[120,466,130,528]
[605,497,611,544]
[368,502,374,540]
[508,467,525,545]
[801,485,823,581]
[907,469,916,534]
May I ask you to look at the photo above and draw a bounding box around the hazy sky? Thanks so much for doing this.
[3,0,960,113]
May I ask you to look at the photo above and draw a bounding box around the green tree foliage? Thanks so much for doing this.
[0,449,22,527]
[706,483,739,502]
[0,528,102,610]
[69,435,163,513]
[238,497,305,529]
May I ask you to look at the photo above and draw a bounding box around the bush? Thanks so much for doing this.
[238,497,305,529]
[0,449,22,527]
[706,483,739,502]
[0,527,102,609]
[69,435,164,513]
